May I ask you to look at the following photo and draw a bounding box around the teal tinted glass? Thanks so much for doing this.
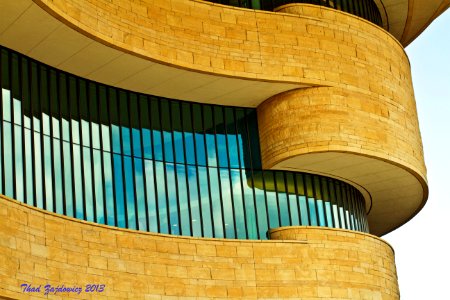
[0,45,368,240]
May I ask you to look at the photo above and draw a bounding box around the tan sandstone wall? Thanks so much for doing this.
[33,0,409,86]
[32,0,426,184]
[1,196,399,299]
[257,86,426,184]
[29,0,425,180]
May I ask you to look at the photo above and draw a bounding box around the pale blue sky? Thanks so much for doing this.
[384,10,450,299]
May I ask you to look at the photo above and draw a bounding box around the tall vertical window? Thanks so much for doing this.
[0,45,369,239]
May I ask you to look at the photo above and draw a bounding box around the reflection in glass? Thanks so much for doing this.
[53,139,63,214]
[93,150,104,224]
[33,131,43,208]
[103,152,115,226]
[144,160,158,232]
[0,46,369,243]
[135,158,146,231]
[83,147,94,222]
[14,124,23,202]
[73,144,84,219]
[276,172,289,227]
[265,172,279,229]
[231,169,246,239]
[177,164,190,236]
[209,168,223,238]
[220,168,234,238]
[113,154,125,227]
[24,129,33,205]
[63,141,73,217]
[152,162,166,233]
[124,156,136,230]
[187,165,201,237]
[198,166,212,237]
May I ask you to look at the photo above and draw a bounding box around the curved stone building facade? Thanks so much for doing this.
[0,0,448,299]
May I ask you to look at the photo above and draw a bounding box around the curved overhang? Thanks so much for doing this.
[383,0,450,46]
[257,84,428,236]
[5,0,446,107]
[0,0,432,236]
[0,0,307,107]
[273,152,428,236]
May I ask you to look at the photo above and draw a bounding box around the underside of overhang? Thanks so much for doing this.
[0,0,306,107]
[382,0,449,46]
[274,152,428,236]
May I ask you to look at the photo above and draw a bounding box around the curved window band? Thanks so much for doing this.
[208,0,383,27]
[0,45,369,239]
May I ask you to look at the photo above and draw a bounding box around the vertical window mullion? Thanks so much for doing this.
[57,73,67,215]
[108,88,119,227]
[38,65,47,210]
[347,185,356,230]
[318,177,329,227]
[17,55,26,203]
[190,104,204,237]
[21,56,32,205]
[128,92,139,231]
[0,48,4,195]
[345,185,353,230]
[242,110,262,238]
[211,107,226,238]
[302,174,312,226]
[9,51,17,200]
[339,182,348,229]
[67,76,77,218]
[335,180,348,229]
[293,173,303,225]
[273,172,282,227]
[148,98,160,232]
[158,99,171,233]
[222,108,237,238]
[259,170,270,238]
[342,183,351,229]
[353,186,360,231]
[325,179,336,228]
[74,79,86,219]
[310,175,321,226]
[283,172,293,226]
[360,191,368,232]
[47,68,57,212]
[98,86,108,225]
[179,102,193,236]
[233,108,249,239]
[88,84,97,223]
[168,101,182,235]
[201,106,216,238]
[138,95,150,232]
[348,0,354,15]
[117,92,128,228]
[356,189,363,231]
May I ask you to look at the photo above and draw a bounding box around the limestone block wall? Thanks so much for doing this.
[257,86,426,183]
[0,196,399,299]
[33,0,409,87]
[33,0,425,180]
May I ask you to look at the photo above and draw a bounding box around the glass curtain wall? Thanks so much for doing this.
[208,0,383,26]
[0,45,369,239]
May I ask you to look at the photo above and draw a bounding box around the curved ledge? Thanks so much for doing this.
[257,87,428,236]
[0,195,400,299]
[268,225,395,254]
[1,0,407,106]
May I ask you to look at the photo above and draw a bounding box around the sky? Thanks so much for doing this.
[384,10,450,299]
